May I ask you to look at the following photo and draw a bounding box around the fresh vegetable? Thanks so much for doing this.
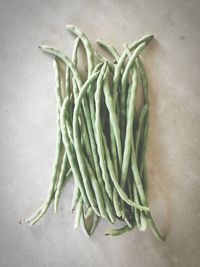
[25,25,164,241]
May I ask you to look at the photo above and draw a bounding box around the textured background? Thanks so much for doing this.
[1,0,200,266]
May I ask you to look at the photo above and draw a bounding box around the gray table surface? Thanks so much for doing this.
[1,0,200,266]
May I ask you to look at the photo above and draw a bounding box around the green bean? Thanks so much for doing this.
[127,172,134,215]
[135,56,164,239]
[102,133,149,211]
[124,47,149,230]
[124,217,132,228]
[132,104,148,231]
[94,63,113,198]
[64,97,74,144]
[130,141,146,207]
[54,152,70,212]
[25,58,64,225]
[66,24,94,77]
[84,157,107,218]
[135,104,148,158]
[120,43,146,134]
[140,111,164,239]
[103,69,122,167]
[105,223,136,237]
[74,197,83,229]
[133,184,146,231]
[60,97,89,207]
[131,122,164,240]
[148,214,165,241]
[113,187,121,218]
[96,39,120,61]
[72,37,80,66]
[73,71,101,215]
[39,46,83,88]
[71,182,80,212]
[103,69,122,217]
[71,39,80,100]
[136,56,148,104]
[65,66,70,97]
[111,125,121,218]
[121,66,137,189]
[104,195,116,224]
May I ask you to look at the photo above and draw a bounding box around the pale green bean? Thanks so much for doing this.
[94,63,113,198]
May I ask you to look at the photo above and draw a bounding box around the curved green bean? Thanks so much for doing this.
[105,223,136,237]
[96,39,120,61]
[71,183,80,212]
[66,24,94,77]
[25,58,64,225]
[54,152,70,212]
[74,197,83,229]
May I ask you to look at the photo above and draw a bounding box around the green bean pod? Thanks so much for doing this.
[71,182,80,212]
[74,197,83,229]
[66,24,94,77]
[103,69,122,167]
[96,39,120,61]
[25,59,64,225]
[105,223,136,237]
[84,157,107,218]
[54,152,70,212]
[94,63,113,199]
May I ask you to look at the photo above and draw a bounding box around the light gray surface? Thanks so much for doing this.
[1,0,200,266]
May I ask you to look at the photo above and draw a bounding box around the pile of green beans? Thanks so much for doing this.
[26,25,164,240]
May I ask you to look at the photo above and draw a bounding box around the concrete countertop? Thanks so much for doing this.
[1,0,200,266]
